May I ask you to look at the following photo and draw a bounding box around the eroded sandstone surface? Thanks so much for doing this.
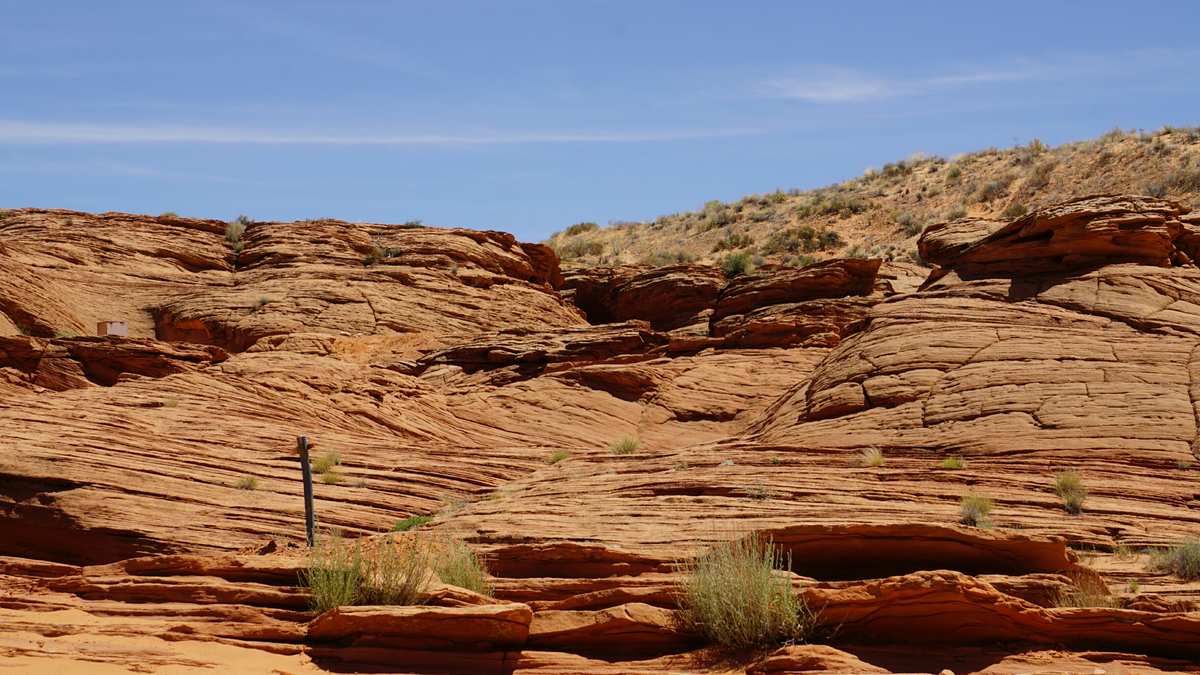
[4,196,1200,673]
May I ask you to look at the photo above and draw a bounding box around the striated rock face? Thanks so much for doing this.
[8,197,1200,673]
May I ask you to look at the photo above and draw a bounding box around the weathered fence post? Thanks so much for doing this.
[298,436,315,547]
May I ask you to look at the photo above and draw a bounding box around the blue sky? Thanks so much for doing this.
[2,1,1198,241]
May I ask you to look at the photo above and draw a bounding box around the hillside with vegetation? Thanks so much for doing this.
[545,126,1200,272]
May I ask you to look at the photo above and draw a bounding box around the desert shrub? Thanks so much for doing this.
[358,537,434,605]
[1001,202,1028,219]
[974,175,1015,203]
[226,215,249,244]
[881,161,913,178]
[321,470,343,485]
[720,251,752,278]
[160,211,179,218]
[609,436,640,455]
[547,450,569,465]
[939,457,965,470]
[711,232,754,252]
[959,495,994,527]
[559,238,604,260]
[859,447,885,467]
[564,222,599,236]
[642,250,696,266]
[254,297,271,311]
[1144,182,1168,198]
[946,206,968,220]
[313,452,341,474]
[392,515,432,532]
[236,476,258,490]
[896,211,923,236]
[945,165,962,182]
[1053,470,1087,515]
[431,537,492,596]
[761,226,841,255]
[1027,160,1057,190]
[677,533,816,650]
[302,535,440,612]
[1166,166,1200,193]
[1148,540,1200,580]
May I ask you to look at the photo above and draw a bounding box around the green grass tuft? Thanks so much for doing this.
[392,515,431,532]
[235,476,258,491]
[939,456,965,470]
[547,450,569,465]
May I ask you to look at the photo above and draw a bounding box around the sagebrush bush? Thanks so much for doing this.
[1054,470,1087,515]
[1001,202,1028,219]
[1149,540,1200,580]
[563,222,599,237]
[720,251,752,278]
[960,495,994,527]
[678,533,816,650]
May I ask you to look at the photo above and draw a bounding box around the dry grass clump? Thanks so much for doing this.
[302,533,492,613]
[235,476,258,491]
[1053,576,1120,608]
[303,535,431,613]
[431,537,492,596]
[959,495,994,528]
[1148,540,1200,580]
[677,533,816,650]
[547,450,569,465]
[312,451,341,474]
[609,436,640,455]
[859,447,885,468]
[1053,470,1087,515]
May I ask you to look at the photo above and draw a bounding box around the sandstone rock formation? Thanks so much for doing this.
[5,196,1200,673]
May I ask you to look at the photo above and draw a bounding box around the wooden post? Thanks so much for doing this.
[298,436,315,547]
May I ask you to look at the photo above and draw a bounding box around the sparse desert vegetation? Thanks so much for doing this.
[1054,470,1088,515]
[609,436,640,455]
[959,495,994,528]
[1149,540,1200,580]
[677,533,816,650]
[544,127,1200,270]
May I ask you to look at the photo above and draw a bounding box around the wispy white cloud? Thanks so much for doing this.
[759,65,1043,103]
[0,120,757,145]
[760,48,1200,104]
